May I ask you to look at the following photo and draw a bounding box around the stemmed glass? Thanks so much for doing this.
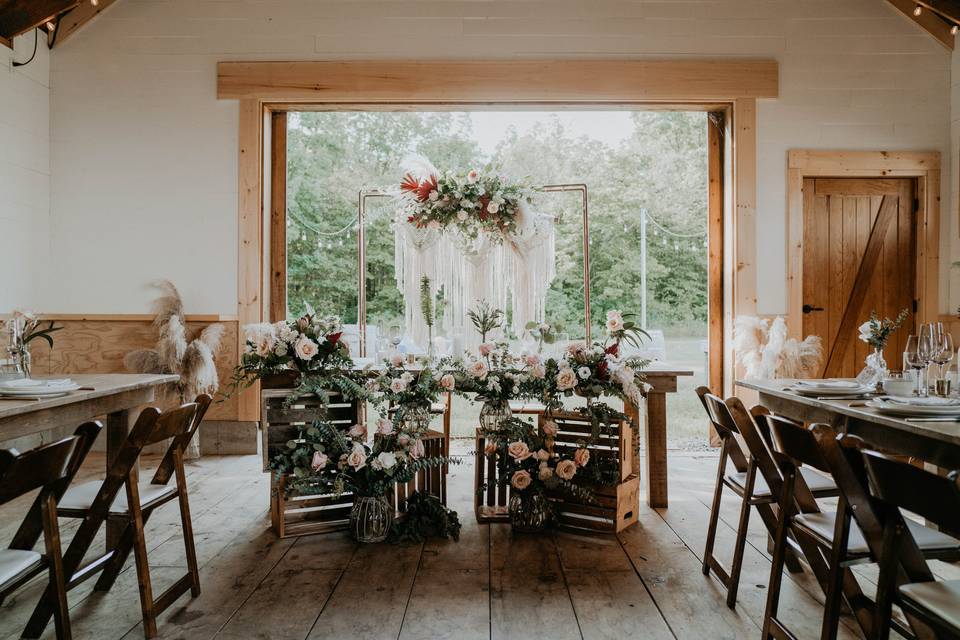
[904,333,932,397]
[933,329,955,385]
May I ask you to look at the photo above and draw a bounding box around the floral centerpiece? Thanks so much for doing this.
[369,355,452,432]
[399,167,535,244]
[857,308,910,385]
[4,310,62,378]
[271,416,453,543]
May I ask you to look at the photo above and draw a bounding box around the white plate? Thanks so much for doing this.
[866,398,960,417]
[791,385,873,397]
[0,385,80,397]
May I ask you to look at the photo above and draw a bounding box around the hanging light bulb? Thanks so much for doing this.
[45,20,56,31]
[913,4,922,16]
[952,24,959,35]
[90,0,99,6]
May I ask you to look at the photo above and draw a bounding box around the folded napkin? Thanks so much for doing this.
[882,396,960,406]
[0,378,74,390]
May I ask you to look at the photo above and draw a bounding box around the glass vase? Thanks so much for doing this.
[398,403,431,435]
[856,347,888,390]
[349,495,395,543]
[479,398,513,432]
[11,348,31,378]
[508,491,551,533]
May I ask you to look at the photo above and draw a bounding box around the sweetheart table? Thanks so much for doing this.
[737,378,960,467]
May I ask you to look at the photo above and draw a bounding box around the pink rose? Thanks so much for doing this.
[294,336,319,361]
[542,420,558,437]
[348,423,366,440]
[484,442,497,456]
[536,449,550,462]
[311,451,328,471]
[255,335,275,357]
[478,342,494,357]
[440,373,456,391]
[511,470,532,490]
[467,360,489,380]
[566,341,587,357]
[556,459,577,480]
[524,353,540,366]
[390,378,408,393]
[390,354,404,367]
[556,368,578,391]
[467,169,479,184]
[507,441,532,461]
[530,364,546,379]
[376,418,393,436]
[574,448,590,467]
[410,438,426,459]
[346,444,367,471]
[538,465,553,481]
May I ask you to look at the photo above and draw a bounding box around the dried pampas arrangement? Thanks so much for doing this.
[124,280,224,457]
[733,315,823,379]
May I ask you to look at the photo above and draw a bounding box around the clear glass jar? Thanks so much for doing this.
[479,398,513,432]
[349,495,395,543]
[508,491,551,533]
[398,403,431,435]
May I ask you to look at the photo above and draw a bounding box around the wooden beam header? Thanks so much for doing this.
[217,59,779,103]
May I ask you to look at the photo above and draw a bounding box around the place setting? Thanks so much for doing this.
[0,378,83,401]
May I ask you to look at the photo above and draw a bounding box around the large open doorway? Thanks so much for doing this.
[269,109,723,446]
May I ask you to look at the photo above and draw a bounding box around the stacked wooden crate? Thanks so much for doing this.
[262,388,361,538]
[540,410,639,533]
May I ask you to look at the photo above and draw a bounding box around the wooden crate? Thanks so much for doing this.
[262,388,361,538]
[540,410,640,533]
[474,429,511,523]
[391,429,447,510]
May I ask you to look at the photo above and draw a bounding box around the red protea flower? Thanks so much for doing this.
[597,359,609,380]
[415,174,438,202]
[327,332,342,345]
[605,343,619,357]
[400,173,420,196]
[478,194,490,221]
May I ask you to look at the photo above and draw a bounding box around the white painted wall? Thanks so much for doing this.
[1,32,50,312]
[45,0,954,316]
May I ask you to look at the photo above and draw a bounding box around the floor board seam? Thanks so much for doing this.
[301,540,360,640]
[549,530,585,640]
[394,540,427,640]
[614,532,679,640]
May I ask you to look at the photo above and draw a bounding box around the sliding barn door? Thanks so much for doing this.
[801,178,916,378]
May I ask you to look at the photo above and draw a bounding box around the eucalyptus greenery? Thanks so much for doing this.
[389,491,461,544]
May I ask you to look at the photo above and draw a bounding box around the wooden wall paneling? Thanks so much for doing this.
[26,318,240,421]
[733,98,757,318]
[237,98,264,421]
[921,165,940,322]
[707,113,724,444]
[269,112,287,323]
[217,60,779,102]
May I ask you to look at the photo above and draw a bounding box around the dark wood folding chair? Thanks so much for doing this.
[862,450,960,640]
[696,389,836,608]
[812,427,960,640]
[0,434,83,640]
[762,417,960,640]
[24,395,212,640]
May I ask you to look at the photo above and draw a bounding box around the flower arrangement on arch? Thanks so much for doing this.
[398,166,535,244]
[270,417,452,498]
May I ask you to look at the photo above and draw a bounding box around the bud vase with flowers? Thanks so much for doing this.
[857,308,910,387]
[3,310,62,379]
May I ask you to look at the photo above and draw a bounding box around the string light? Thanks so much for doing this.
[913,4,923,16]
[90,0,99,5]
[45,21,56,31]
[952,24,959,35]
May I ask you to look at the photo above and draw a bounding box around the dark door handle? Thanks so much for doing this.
[802,304,825,314]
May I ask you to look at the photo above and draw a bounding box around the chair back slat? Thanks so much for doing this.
[862,451,960,536]
[152,394,213,485]
[725,398,783,489]
[142,403,199,447]
[763,414,831,474]
[697,387,739,439]
[0,437,78,504]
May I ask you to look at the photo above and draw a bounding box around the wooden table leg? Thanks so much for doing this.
[105,409,133,549]
[644,392,668,508]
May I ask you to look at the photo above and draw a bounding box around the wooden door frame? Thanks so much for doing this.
[222,59,778,419]
[786,150,941,342]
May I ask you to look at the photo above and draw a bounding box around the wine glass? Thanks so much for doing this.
[904,334,930,397]
[934,331,955,385]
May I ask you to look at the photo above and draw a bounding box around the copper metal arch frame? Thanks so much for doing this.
[357,184,589,357]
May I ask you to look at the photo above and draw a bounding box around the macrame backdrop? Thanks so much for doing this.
[393,202,556,352]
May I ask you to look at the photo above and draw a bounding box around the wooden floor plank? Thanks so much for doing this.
[490,524,582,640]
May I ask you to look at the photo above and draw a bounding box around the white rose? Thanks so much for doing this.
[487,201,500,214]
[428,190,439,202]
[467,359,489,380]
[390,378,408,393]
[273,342,288,357]
[530,364,546,379]
[606,310,625,332]
[457,210,469,221]
[377,451,397,469]
[858,322,872,343]
[577,366,591,380]
[294,336,319,360]
[401,371,414,384]
[346,444,367,470]
[376,418,394,436]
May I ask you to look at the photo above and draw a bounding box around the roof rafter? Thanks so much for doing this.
[886,0,956,49]
[0,0,78,44]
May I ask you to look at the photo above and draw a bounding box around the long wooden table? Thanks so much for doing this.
[738,379,960,468]
[0,373,178,545]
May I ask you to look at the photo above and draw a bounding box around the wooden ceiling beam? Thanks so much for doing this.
[49,0,117,48]
[886,0,955,49]
[920,0,960,22]
[0,0,78,42]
